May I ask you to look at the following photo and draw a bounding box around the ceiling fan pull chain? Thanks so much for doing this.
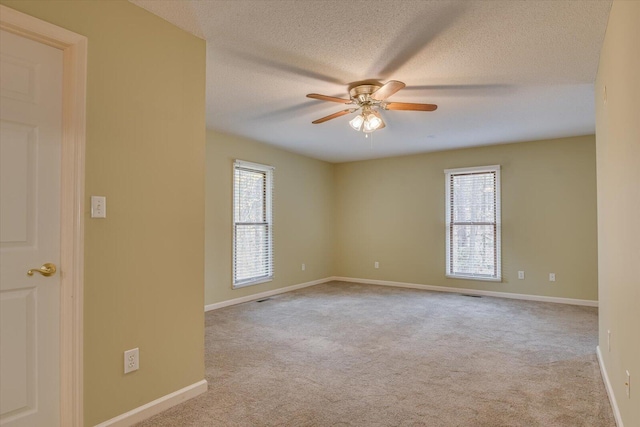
[366,131,373,149]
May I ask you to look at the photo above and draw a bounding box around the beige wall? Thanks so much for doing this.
[205,131,334,304]
[596,1,640,424]
[334,136,599,301]
[207,133,598,304]
[0,1,206,425]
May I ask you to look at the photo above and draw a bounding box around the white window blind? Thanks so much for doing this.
[445,165,501,281]
[233,160,274,288]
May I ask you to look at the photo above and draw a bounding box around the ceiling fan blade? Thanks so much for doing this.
[384,102,438,111]
[307,93,352,104]
[370,80,406,101]
[368,3,468,78]
[404,84,513,97]
[312,109,355,124]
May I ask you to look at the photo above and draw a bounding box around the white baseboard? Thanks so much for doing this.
[204,277,334,312]
[205,276,598,311]
[94,379,208,427]
[597,346,624,427]
[332,276,599,307]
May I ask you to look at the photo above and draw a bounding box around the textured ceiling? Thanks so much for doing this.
[130,0,611,163]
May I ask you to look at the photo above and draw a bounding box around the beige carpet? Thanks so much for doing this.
[137,281,615,426]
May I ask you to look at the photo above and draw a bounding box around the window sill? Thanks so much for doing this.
[233,277,273,289]
[446,274,502,283]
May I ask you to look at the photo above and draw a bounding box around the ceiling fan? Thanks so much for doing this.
[307,80,437,133]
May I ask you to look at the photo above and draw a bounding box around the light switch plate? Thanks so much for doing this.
[91,196,106,218]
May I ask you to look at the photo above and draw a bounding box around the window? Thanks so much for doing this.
[233,160,273,288]
[445,165,501,281]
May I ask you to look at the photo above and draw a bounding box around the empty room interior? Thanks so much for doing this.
[0,0,638,426]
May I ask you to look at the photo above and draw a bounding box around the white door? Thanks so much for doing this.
[0,29,63,427]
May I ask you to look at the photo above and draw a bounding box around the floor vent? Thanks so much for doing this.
[462,294,482,298]
[256,298,272,303]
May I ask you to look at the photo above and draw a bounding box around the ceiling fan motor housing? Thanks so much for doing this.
[349,84,382,104]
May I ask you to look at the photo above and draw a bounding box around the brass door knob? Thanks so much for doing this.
[27,263,57,277]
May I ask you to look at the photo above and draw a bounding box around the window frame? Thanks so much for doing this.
[444,165,502,282]
[232,159,274,289]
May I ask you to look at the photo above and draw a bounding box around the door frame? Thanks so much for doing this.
[1,5,86,426]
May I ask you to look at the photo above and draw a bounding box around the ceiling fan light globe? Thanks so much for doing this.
[363,113,383,132]
[349,114,364,131]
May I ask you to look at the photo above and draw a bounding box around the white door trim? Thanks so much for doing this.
[1,5,86,426]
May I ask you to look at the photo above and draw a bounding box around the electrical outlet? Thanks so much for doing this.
[124,348,139,374]
[626,370,630,398]
[301,263,305,271]
[374,261,379,269]
[607,330,611,352]
[549,273,556,282]
[518,271,525,280]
